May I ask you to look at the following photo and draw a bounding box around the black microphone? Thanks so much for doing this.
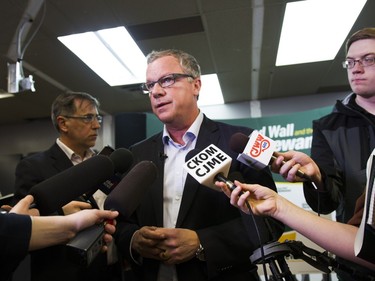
[159,152,168,161]
[63,149,132,266]
[82,148,133,202]
[29,155,114,215]
[104,160,158,218]
[66,160,158,266]
[230,132,317,189]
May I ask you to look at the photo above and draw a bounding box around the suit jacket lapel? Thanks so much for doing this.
[48,143,74,172]
[149,134,166,227]
[176,116,221,227]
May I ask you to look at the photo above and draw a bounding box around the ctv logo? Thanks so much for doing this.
[249,133,271,157]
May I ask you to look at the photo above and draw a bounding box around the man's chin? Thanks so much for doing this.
[154,110,171,121]
[87,140,97,148]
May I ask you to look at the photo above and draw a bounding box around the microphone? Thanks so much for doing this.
[29,155,114,215]
[108,148,134,179]
[83,148,134,201]
[184,145,281,278]
[67,161,158,266]
[183,145,233,192]
[64,149,133,266]
[229,131,317,187]
[159,152,168,161]
[104,160,158,218]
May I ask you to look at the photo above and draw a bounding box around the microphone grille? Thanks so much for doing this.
[109,148,133,173]
[104,161,158,218]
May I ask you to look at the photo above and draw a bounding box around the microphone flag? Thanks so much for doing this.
[183,144,232,191]
[236,130,276,170]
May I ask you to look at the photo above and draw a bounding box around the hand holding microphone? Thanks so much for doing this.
[229,132,320,189]
[29,155,115,215]
[271,150,322,189]
[214,179,276,216]
[66,159,157,267]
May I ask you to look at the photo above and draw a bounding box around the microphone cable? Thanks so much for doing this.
[244,198,270,281]
[17,0,46,72]
[226,174,270,281]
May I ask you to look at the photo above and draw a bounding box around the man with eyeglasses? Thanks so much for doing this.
[302,27,375,280]
[12,92,121,281]
[115,49,284,281]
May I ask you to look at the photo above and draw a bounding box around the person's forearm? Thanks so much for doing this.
[274,196,375,269]
[29,216,75,250]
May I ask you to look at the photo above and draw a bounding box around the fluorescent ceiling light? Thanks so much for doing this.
[198,74,224,107]
[276,0,367,66]
[0,93,14,99]
[58,27,224,106]
[58,26,146,86]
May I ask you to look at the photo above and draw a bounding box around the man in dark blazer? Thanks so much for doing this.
[12,92,120,281]
[115,49,284,281]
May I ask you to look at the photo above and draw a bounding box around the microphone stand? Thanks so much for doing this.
[250,240,336,281]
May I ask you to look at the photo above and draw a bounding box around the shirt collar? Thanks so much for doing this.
[162,111,204,146]
[56,138,95,163]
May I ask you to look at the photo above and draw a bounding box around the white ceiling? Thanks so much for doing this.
[1,0,374,125]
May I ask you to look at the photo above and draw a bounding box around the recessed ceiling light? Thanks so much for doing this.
[58,27,225,106]
[276,0,367,66]
[58,26,146,86]
[198,74,224,107]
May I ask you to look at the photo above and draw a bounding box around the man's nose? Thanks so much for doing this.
[150,83,165,97]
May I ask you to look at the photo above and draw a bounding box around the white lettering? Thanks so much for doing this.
[274,136,312,151]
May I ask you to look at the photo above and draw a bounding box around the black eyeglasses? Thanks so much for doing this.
[342,55,375,69]
[140,73,194,94]
[63,114,103,124]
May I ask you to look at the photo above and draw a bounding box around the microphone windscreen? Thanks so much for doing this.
[229,132,249,153]
[30,155,114,215]
[109,148,133,174]
[104,161,158,218]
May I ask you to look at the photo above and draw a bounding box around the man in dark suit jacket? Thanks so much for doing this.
[13,92,120,281]
[115,49,284,281]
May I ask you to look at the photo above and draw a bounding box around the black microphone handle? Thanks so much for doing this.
[214,173,236,191]
[215,172,254,220]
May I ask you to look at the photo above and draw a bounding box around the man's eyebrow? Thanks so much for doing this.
[346,52,375,59]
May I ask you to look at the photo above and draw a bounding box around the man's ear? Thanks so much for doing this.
[193,78,201,98]
[56,116,68,132]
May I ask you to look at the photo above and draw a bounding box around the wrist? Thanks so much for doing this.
[195,243,205,261]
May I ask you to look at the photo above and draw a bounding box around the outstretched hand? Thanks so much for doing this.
[216,180,280,217]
